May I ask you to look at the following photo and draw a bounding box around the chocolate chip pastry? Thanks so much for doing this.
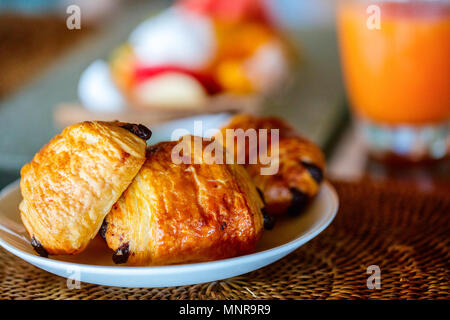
[219,114,326,216]
[19,121,151,256]
[103,136,264,265]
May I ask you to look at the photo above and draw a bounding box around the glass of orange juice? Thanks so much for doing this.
[337,0,450,161]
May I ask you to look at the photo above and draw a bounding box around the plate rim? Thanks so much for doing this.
[0,180,338,275]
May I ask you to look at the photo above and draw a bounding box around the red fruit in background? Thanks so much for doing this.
[134,65,222,95]
[178,0,271,25]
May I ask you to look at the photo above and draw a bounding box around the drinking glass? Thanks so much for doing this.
[337,0,450,161]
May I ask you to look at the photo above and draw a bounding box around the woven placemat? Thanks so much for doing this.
[0,180,448,300]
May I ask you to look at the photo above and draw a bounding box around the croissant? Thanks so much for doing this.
[219,114,325,216]
[19,121,151,256]
[103,136,264,265]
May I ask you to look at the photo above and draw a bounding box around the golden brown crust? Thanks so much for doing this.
[105,136,264,266]
[220,114,326,215]
[19,121,147,255]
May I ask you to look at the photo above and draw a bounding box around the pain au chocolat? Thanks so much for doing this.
[19,121,151,256]
[219,114,325,216]
[103,136,264,265]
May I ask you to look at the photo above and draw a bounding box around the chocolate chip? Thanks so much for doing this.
[287,188,309,216]
[256,188,266,205]
[262,208,276,230]
[100,219,108,240]
[120,123,152,141]
[31,236,48,258]
[301,161,323,184]
[112,242,130,264]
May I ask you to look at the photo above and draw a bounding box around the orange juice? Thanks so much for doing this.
[337,0,450,124]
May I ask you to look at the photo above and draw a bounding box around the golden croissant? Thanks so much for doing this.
[19,121,151,256]
[103,136,264,265]
[219,114,325,217]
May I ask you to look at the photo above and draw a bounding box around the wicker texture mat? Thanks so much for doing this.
[0,180,448,300]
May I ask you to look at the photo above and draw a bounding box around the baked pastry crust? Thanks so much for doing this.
[104,136,264,265]
[219,114,325,215]
[19,121,148,255]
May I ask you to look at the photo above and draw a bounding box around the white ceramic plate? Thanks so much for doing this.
[0,181,338,288]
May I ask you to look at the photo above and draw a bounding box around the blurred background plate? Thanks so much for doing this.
[0,0,345,188]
